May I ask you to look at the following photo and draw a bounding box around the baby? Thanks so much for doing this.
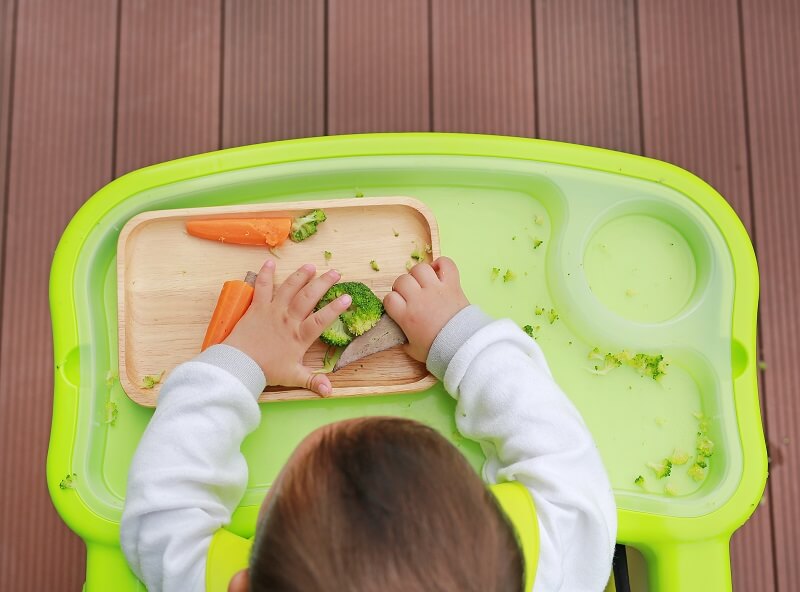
[121,257,616,591]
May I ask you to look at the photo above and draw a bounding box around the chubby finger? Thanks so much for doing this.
[392,273,420,299]
[301,293,352,343]
[409,262,439,287]
[431,256,459,282]
[295,366,332,397]
[383,291,406,320]
[289,269,341,319]
[275,263,316,305]
[252,259,276,304]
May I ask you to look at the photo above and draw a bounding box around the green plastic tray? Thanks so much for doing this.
[48,133,766,591]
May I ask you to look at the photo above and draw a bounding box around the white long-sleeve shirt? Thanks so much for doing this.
[121,305,616,592]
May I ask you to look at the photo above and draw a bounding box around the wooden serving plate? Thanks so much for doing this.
[117,197,439,406]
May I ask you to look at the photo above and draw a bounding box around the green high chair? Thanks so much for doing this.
[48,133,767,591]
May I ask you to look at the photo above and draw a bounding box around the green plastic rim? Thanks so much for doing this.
[48,133,766,590]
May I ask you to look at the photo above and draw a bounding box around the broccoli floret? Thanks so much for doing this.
[695,458,708,469]
[355,190,364,198]
[290,209,327,242]
[647,459,673,479]
[370,260,380,272]
[317,282,384,340]
[522,325,534,337]
[547,308,559,324]
[634,475,645,487]
[59,473,77,490]
[688,463,707,482]
[669,449,690,465]
[503,270,515,282]
[319,316,352,347]
[589,353,622,375]
[696,434,715,458]
[324,250,332,261]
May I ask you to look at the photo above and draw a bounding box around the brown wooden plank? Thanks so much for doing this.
[638,2,773,590]
[0,0,118,589]
[328,0,430,134]
[535,0,640,153]
[638,0,752,233]
[115,0,221,175]
[0,0,15,290]
[222,0,325,147]
[431,0,535,136]
[741,1,800,590]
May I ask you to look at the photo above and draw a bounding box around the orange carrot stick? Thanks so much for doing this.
[187,218,292,247]
[201,272,257,351]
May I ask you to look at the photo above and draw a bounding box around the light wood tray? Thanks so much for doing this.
[117,197,439,406]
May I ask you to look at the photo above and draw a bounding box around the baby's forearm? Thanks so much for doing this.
[428,307,617,592]
[120,345,265,592]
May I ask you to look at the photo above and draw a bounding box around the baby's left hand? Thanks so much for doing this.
[224,260,351,396]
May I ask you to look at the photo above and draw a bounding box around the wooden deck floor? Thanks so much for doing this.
[0,1,797,590]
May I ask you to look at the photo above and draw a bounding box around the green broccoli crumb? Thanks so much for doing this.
[547,308,559,324]
[647,459,673,479]
[534,215,544,226]
[105,370,118,387]
[634,475,645,487]
[696,434,715,458]
[289,209,327,242]
[491,267,501,281]
[370,260,380,272]
[104,401,118,426]
[410,246,425,262]
[688,464,707,482]
[669,449,690,466]
[355,190,364,198]
[757,360,767,370]
[522,325,535,338]
[535,306,545,316]
[142,371,165,390]
[59,473,77,490]
[664,483,679,496]
[588,347,603,360]
[324,250,332,262]
[532,238,543,249]
[625,288,638,297]
[503,270,515,283]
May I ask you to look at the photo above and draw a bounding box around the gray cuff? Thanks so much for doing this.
[426,305,494,381]
[195,344,267,398]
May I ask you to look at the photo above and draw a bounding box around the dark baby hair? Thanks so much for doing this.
[249,417,523,592]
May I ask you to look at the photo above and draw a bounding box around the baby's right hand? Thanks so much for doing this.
[383,257,470,363]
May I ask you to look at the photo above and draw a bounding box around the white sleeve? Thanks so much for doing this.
[120,345,266,592]
[427,306,617,592]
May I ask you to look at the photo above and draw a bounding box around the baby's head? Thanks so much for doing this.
[229,417,522,592]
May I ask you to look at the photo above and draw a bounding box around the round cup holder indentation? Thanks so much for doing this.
[583,214,700,324]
